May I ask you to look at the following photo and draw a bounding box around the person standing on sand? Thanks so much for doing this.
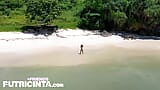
[80,44,84,55]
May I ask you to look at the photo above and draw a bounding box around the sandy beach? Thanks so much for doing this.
[0,29,160,67]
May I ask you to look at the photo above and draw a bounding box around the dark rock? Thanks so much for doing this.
[21,25,58,36]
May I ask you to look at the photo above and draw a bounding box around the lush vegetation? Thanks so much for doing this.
[0,0,160,36]
[79,0,160,35]
[26,0,61,25]
[0,0,83,31]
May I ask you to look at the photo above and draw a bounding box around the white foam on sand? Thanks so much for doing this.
[0,29,124,52]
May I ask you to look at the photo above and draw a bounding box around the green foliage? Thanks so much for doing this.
[0,25,22,32]
[0,0,24,16]
[53,7,80,29]
[25,0,60,25]
[0,0,83,31]
[59,0,77,10]
[79,0,160,33]
[112,11,127,27]
[53,0,84,29]
[0,0,160,34]
[144,5,160,26]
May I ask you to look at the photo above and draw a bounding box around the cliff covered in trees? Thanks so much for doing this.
[0,0,160,36]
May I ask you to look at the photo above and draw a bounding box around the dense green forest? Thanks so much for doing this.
[80,0,160,36]
[0,0,160,36]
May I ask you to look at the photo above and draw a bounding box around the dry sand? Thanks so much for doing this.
[0,29,160,67]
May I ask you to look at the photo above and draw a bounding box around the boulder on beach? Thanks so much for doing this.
[21,25,58,36]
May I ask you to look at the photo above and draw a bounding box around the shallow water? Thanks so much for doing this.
[0,46,160,90]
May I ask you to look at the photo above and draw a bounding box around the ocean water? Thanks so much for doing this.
[0,46,160,90]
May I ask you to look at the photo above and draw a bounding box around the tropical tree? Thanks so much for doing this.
[79,0,160,33]
[0,0,24,16]
[111,11,127,28]
[144,1,160,27]
[25,0,60,25]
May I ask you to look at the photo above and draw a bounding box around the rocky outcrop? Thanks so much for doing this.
[21,25,58,36]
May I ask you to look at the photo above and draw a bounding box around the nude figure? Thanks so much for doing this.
[79,44,84,55]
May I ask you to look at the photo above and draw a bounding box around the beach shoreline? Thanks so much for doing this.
[0,29,160,67]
